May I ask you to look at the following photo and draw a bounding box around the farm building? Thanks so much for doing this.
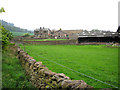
[34,27,120,43]
[78,31,120,43]
[63,30,83,39]
[52,30,68,39]
[52,30,83,39]
[34,27,51,38]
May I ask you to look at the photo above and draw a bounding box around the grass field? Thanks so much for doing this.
[24,39,67,41]
[20,44,119,88]
[2,46,37,89]
[12,32,34,36]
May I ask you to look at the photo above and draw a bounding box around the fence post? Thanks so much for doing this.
[22,37,25,52]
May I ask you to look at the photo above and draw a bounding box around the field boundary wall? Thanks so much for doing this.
[13,45,93,89]
[23,40,78,45]
[23,40,117,45]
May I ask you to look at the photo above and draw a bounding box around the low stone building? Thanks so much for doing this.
[63,30,83,39]
[52,30,68,39]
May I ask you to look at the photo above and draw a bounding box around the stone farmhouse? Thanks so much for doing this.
[34,27,51,38]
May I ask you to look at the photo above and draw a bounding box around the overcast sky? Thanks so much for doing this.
[0,0,119,31]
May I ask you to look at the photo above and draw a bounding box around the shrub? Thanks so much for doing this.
[0,24,13,48]
[23,33,30,37]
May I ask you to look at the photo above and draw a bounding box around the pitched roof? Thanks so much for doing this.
[54,30,67,34]
[63,30,83,35]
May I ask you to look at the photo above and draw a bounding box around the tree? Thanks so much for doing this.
[0,25,13,48]
[23,33,30,37]
[59,28,62,30]
[0,7,5,13]
[0,7,13,48]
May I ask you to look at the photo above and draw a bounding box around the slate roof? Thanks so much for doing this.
[63,30,83,35]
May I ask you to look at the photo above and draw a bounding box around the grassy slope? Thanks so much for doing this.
[12,32,34,37]
[20,45,118,88]
[2,46,37,89]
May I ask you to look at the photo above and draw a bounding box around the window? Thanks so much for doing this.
[43,31,47,33]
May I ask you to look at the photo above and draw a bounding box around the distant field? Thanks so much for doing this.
[24,39,67,41]
[20,45,118,88]
[12,32,34,36]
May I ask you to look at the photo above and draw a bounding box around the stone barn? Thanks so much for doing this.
[53,30,69,39]
[52,30,83,39]
[63,30,83,39]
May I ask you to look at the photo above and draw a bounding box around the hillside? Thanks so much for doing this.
[0,20,34,36]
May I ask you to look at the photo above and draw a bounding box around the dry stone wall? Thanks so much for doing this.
[15,46,93,89]
[23,40,78,45]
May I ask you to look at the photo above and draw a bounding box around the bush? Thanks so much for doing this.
[23,33,30,37]
[0,24,13,48]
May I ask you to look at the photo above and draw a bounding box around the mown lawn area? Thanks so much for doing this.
[20,44,119,88]
[2,46,37,89]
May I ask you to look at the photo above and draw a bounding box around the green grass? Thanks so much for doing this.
[24,39,67,41]
[2,46,37,89]
[12,32,34,36]
[20,45,119,88]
